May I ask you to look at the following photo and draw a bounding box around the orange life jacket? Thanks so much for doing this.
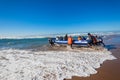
[68,37,73,45]
[78,37,81,41]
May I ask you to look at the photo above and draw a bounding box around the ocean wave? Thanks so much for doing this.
[0,36,47,39]
[0,31,120,39]
[0,48,116,80]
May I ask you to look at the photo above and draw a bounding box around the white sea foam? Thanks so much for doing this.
[0,49,116,80]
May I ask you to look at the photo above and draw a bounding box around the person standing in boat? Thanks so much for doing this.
[68,36,73,48]
[64,34,68,40]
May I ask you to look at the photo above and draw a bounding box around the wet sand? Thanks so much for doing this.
[65,36,120,80]
[64,48,120,80]
[46,45,120,80]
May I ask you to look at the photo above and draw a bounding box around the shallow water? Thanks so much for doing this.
[0,34,120,50]
[106,35,120,45]
[104,35,120,50]
[0,38,48,49]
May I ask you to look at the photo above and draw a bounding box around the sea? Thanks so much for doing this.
[0,31,119,80]
[0,31,120,50]
[0,38,49,50]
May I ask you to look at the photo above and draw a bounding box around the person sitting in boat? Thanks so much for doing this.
[59,36,63,40]
[64,34,68,40]
[56,36,59,40]
[78,36,82,41]
[68,36,73,48]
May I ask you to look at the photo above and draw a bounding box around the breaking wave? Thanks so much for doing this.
[0,49,116,80]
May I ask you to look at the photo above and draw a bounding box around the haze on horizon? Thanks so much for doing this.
[0,0,120,36]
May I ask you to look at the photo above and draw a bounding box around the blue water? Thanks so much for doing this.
[0,35,120,50]
[103,35,120,50]
[110,36,120,44]
[0,38,49,49]
[105,35,120,45]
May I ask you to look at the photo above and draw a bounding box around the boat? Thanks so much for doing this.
[49,38,89,46]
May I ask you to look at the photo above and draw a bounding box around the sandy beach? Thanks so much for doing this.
[65,36,120,80]
[65,48,120,80]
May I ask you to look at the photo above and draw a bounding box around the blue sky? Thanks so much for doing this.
[0,0,120,36]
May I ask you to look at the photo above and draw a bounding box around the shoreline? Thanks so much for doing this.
[65,42,120,80]
[0,34,119,80]
[0,45,115,80]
